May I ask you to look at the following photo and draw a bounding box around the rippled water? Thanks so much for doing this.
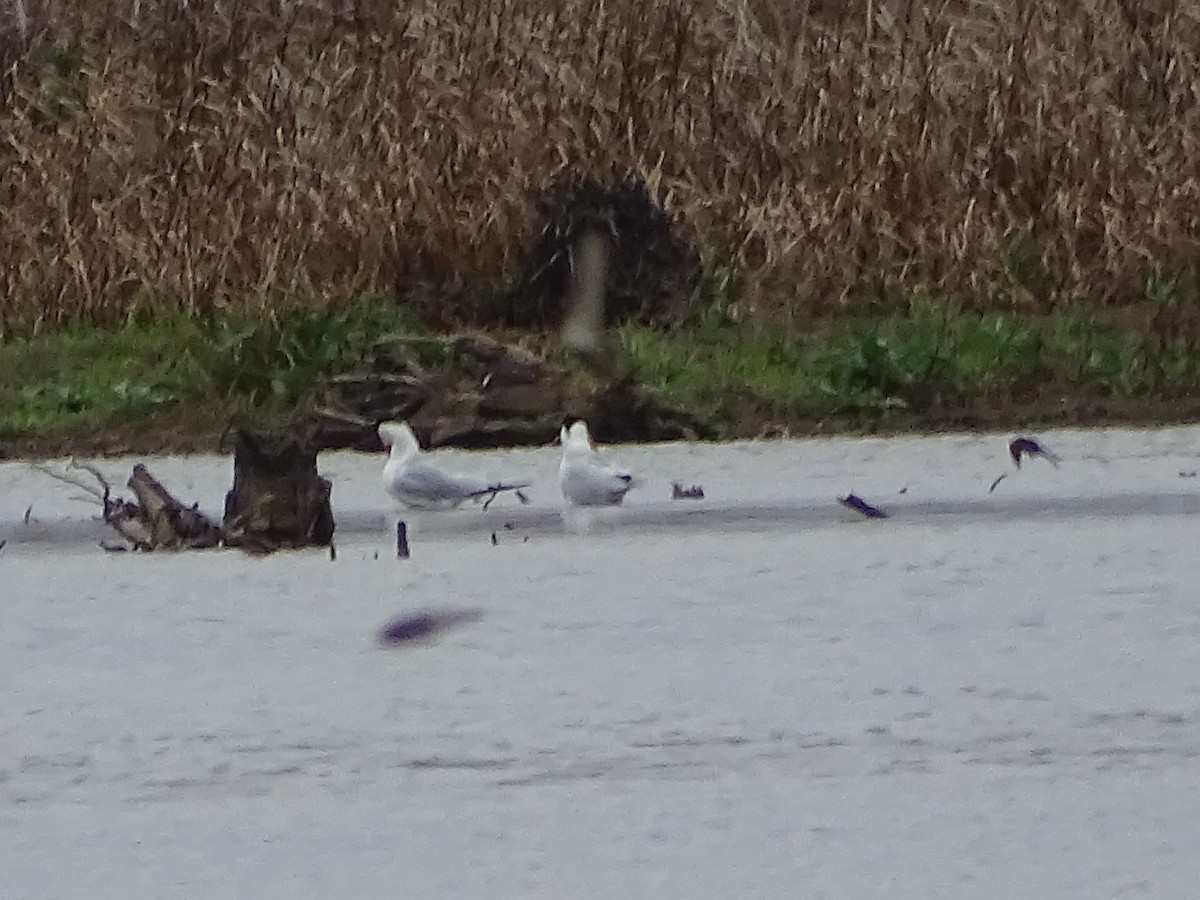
[4,427,1200,898]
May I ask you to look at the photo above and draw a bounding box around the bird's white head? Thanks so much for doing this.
[378,421,421,460]
[562,419,596,454]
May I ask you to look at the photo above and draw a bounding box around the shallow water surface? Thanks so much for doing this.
[3,427,1200,898]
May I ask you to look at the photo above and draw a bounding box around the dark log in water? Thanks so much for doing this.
[222,428,335,553]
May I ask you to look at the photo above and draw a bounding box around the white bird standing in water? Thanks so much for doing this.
[558,420,636,507]
[379,421,529,511]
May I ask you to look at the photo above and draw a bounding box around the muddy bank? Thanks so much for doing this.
[303,332,712,453]
[5,374,1200,462]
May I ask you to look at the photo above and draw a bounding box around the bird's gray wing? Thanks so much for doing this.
[398,461,488,502]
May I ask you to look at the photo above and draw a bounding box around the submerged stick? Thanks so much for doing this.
[396,521,410,559]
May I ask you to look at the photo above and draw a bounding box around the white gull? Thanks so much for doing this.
[379,421,530,511]
[558,420,636,507]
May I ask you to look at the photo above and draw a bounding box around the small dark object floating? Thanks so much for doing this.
[1009,436,1061,468]
[396,521,410,559]
[839,493,888,519]
[378,609,484,646]
[671,482,705,500]
[991,436,1062,493]
[0,538,6,552]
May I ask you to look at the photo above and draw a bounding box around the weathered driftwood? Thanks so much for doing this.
[222,428,335,553]
[35,438,335,555]
[128,464,223,549]
[32,459,220,551]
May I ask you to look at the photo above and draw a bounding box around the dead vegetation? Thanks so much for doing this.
[0,0,1196,335]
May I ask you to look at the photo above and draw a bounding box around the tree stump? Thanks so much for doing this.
[222,428,335,553]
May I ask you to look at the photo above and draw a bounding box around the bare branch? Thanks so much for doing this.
[69,458,116,493]
[29,461,107,503]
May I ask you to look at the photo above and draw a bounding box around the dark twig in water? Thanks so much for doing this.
[490,531,498,545]
[0,539,6,552]
[839,493,888,519]
[396,521,410,559]
[471,482,530,511]
[23,505,31,525]
[988,473,1008,494]
[378,608,485,646]
[671,482,705,500]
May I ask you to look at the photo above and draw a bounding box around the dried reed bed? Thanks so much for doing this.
[0,0,1197,334]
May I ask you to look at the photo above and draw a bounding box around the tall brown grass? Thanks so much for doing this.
[0,0,1196,335]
